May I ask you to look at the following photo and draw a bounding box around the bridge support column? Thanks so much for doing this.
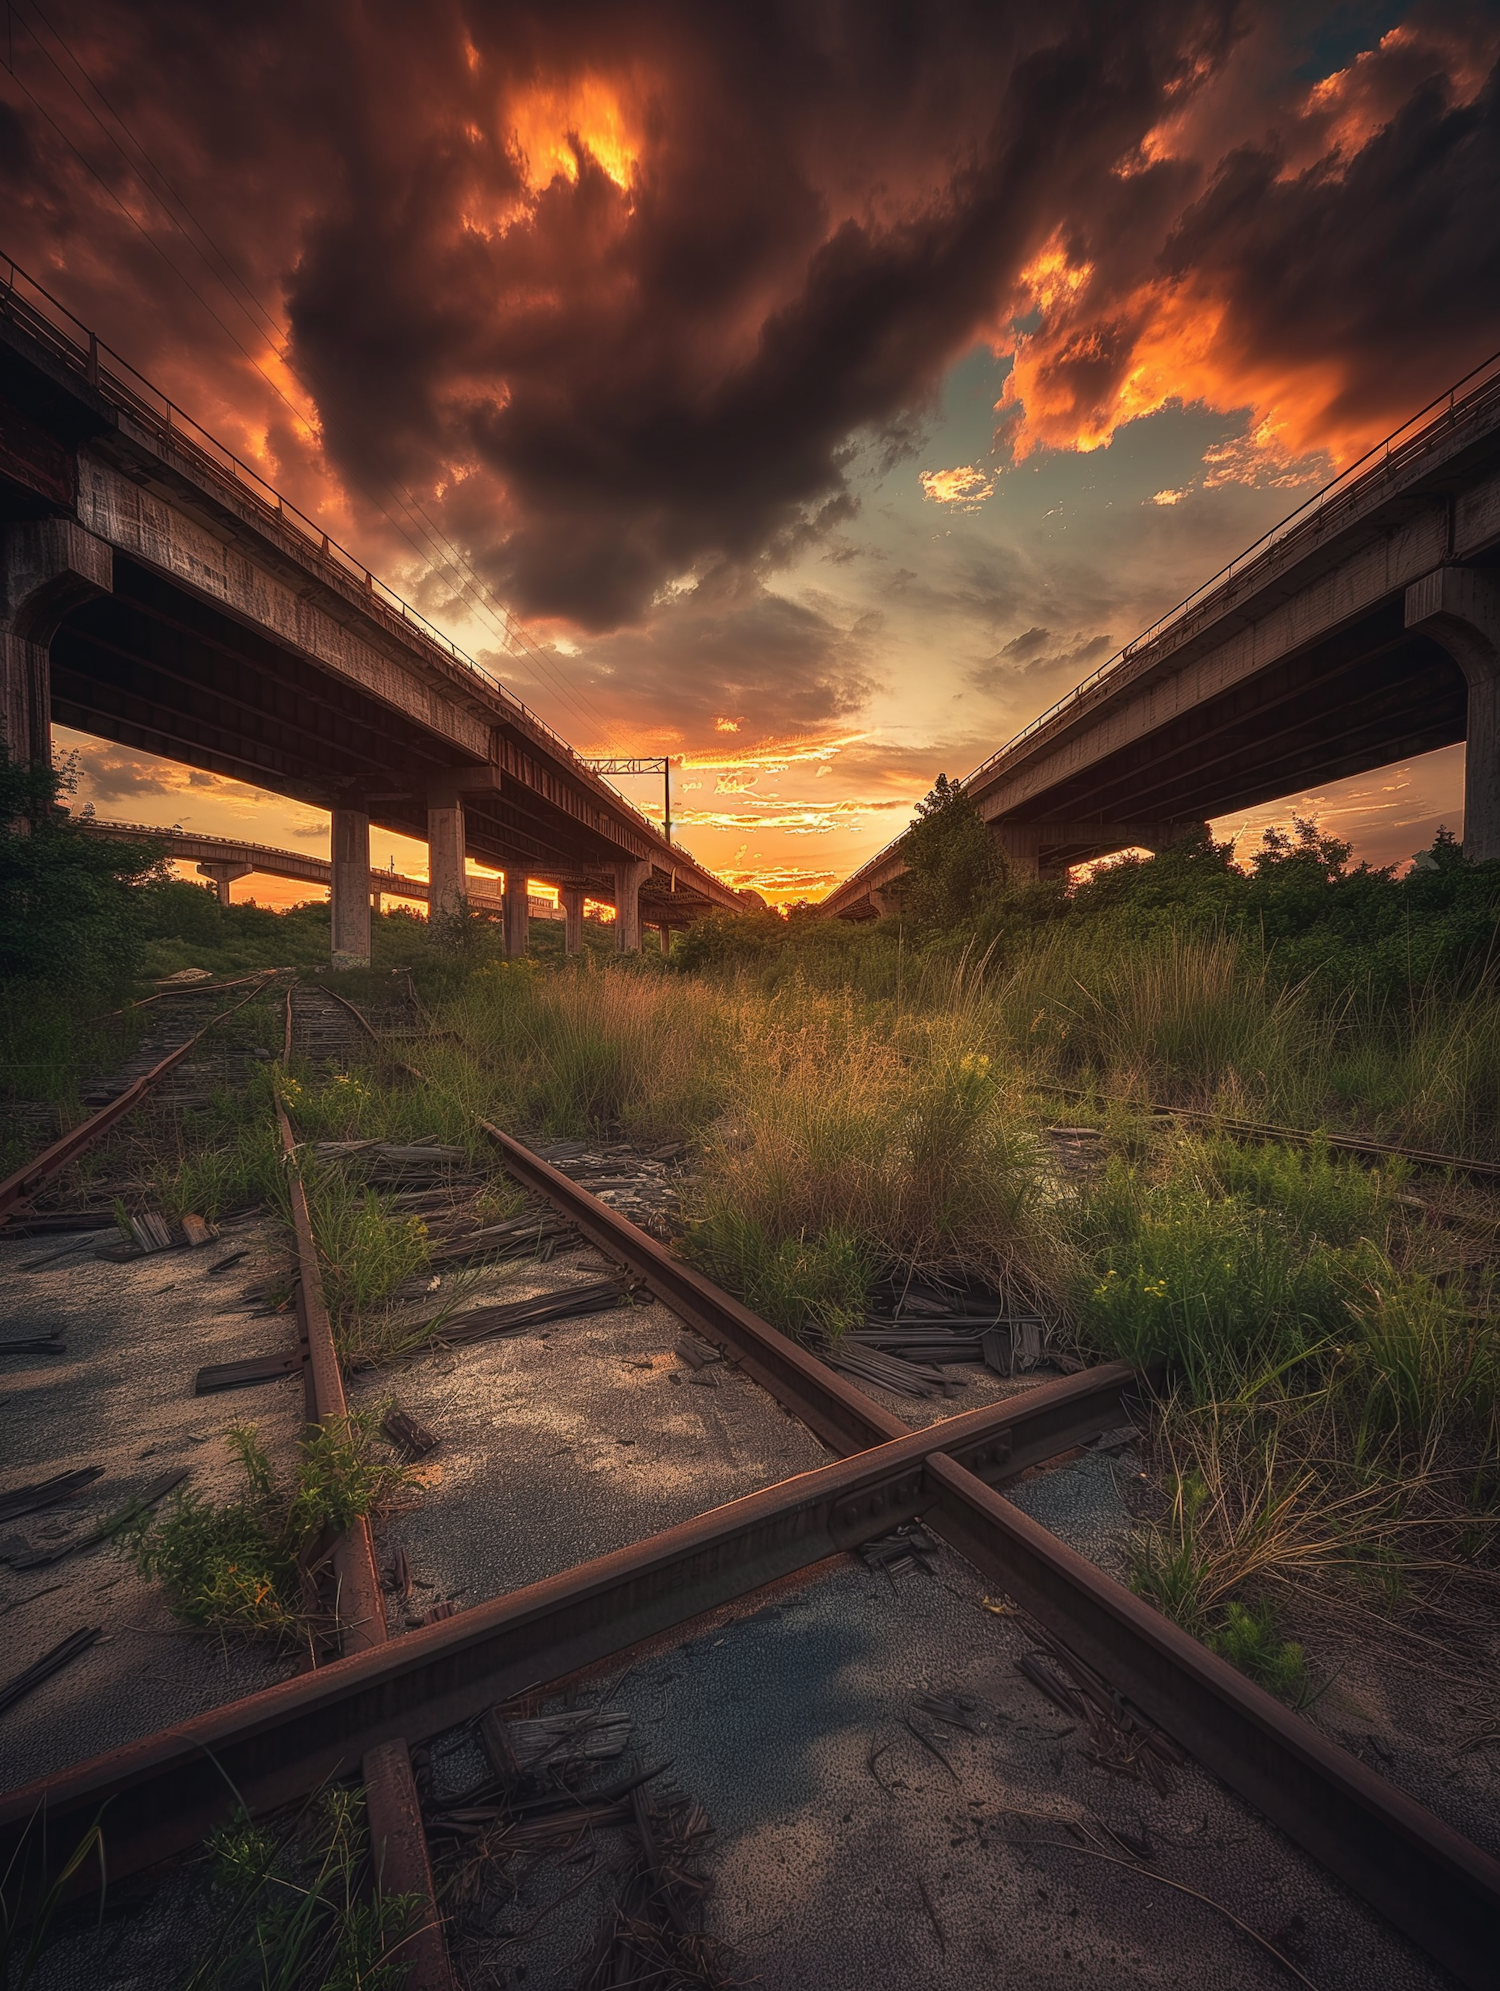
[330,809,372,968]
[995,823,1040,883]
[0,521,112,783]
[426,794,467,919]
[561,886,584,955]
[197,859,254,907]
[656,924,673,959]
[1406,568,1500,862]
[502,871,529,958]
[612,860,649,953]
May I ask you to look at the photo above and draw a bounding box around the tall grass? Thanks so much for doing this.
[451,958,734,1140]
[683,998,1061,1325]
[187,1786,419,1991]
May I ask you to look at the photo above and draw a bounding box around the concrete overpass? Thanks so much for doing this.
[0,257,743,965]
[823,349,1500,918]
[74,817,587,929]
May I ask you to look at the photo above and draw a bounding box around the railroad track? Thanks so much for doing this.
[3,988,1498,1988]
[1041,1078,1500,1181]
[0,972,280,1224]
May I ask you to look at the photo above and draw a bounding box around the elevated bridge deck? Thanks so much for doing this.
[0,257,742,963]
[824,349,1500,916]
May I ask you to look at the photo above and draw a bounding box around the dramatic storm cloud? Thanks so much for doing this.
[6,0,1500,891]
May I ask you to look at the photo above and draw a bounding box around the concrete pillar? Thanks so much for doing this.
[502,869,529,958]
[330,808,372,968]
[196,859,254,907]
[0,521,112,776]
[1406,567,1500,861]
[657,924,673,958]
[371,890,383,917]
[612,859,650,952]
[995,822,1041,883]
[426,794,467,917]
[561,886,584,955]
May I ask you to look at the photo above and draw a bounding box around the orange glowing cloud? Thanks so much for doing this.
[993,18,1500,490]
[508,75,641,194]
[919,465,994,507]
[680,731,865,774]
[1000,232,1354,477]
[999,240,1352,483]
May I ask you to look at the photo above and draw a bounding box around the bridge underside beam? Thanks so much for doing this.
[980,610,1467,831]
[47,557,722,901]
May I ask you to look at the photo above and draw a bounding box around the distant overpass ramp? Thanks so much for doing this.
[78,818,562,920]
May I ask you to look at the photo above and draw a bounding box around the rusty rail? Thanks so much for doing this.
[5,991,1498,1985]
[480,1126,1500,1987]
[1042,1080,1500,1181]
[0,1367,1140,1880]
[279,987,453,1989]
[0,976,277,1222]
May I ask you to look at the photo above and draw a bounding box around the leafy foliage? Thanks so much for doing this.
[896,774,998,930]
[129,1419,414,1641]
[188,1786,418,1991]
[0,749,164,996]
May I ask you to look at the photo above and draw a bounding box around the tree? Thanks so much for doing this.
[898,774,998,930]
[0,748,164,996]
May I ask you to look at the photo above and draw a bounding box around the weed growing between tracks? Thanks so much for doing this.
[387,919,1499,1697]
[185,1786,419,1991]
[127,1418,415,1644]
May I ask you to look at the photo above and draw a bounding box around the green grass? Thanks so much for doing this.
[128,1419,415,1644]
[22,814,1493,1698]
[186,1786,418,1991]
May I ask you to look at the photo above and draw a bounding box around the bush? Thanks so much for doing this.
[896,774,998,931]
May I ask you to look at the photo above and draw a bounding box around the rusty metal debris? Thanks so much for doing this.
[5,1470,189,1570]
[195,1352,301,1394]
[1015,1632,1185,1793]
[425,1278,637,1348]
[861,1523,937,1581]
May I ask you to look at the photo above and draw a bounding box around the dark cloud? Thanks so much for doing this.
[501,564,879,739]
[2,0,1497,680]
[969,627,1113,694]
[0,0,1241,630]
[1001,7,1500,460]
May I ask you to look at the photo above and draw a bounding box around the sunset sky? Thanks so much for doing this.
[5,0,1498,904]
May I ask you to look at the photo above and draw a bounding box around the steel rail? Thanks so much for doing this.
[0,1365,1141,1890]
[10,989,1489,1981]
[483,1121,1500,1986]
[279,988,453,1990]
[926,1458,1500,1990]
[0,975,277,1222]
[482,1120,908,1454]
[1041,1081,1500,1181]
